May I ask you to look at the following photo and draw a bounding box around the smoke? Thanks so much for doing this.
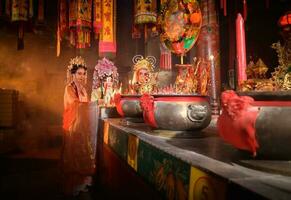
[0,27,98,151]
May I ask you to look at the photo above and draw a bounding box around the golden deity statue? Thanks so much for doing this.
[131,55,157,94]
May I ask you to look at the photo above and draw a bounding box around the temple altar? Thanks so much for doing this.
[95,115,291,200]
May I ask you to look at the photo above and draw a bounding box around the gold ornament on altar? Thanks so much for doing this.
[130,55,157,94]
[271,42,291,89]
[173,57,210,95]
[255,80,275,91]
[241,79,276,92]
[175,64,197,94]
[246,60,255,79]
[241,58,276,91]
[246,58,268,79]
[270,13,291,90]
[283,68,291,90]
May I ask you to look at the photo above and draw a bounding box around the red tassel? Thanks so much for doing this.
[243,0,247,21]
[220,0,223,9]
[223,0,227,16]
[160,43,172,70]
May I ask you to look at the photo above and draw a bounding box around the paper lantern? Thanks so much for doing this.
[134,0,157,24]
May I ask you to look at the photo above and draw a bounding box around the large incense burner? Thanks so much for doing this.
[140,94,211,131]
[218,90,291,160]
[218,13,291,159]
[239,91,291,159]
[114,94,143,122]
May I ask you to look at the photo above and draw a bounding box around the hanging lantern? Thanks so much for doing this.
[10,0,33,50]
[69,0,92,48]
[11,0,29,22]
[279,12,291,27]
[134,0,157,25]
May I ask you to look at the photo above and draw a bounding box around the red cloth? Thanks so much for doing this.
[140,94,158,128]
[114,93,124,117]
[217,90,259,156]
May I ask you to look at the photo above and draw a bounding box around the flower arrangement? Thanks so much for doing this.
[92,57,119,89]
[94,57,118,79]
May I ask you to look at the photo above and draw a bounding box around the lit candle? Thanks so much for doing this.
[209,55,217,100]
[236,13,247,86]
[209,55,219,115]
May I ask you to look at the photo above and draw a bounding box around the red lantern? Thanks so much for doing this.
[279,13,291,27]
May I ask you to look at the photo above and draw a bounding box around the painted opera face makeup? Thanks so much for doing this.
[137,68,150,84]
[74,68,87,85]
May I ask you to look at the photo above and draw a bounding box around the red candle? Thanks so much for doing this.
[236,13,247,86]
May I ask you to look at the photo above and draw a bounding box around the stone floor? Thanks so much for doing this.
[0,148,105,200]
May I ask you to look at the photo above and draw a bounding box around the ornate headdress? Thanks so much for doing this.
[66,56,87,84]
[132,55,156,84]
[92,57,119,89]
[67,56,86,71]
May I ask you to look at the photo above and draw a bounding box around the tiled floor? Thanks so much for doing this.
[0,148,104,200]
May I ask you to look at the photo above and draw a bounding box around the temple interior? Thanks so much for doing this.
[0,0,291,200]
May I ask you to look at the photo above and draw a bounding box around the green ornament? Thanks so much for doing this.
[183,37,195,49]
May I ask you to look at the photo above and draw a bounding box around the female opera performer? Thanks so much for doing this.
[61,56,95,196]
